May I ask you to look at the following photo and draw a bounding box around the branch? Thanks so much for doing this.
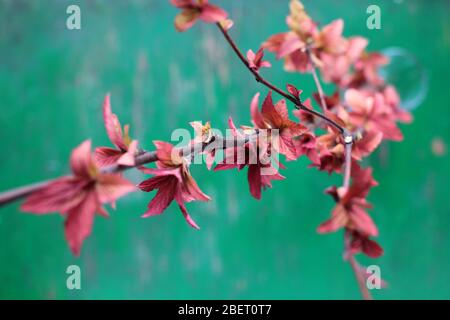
[0,179,65,207]
[0,134,256,208]
[305,46,355,186]
[216,23,345,135]
[348,255,373,300]
[306,47,327,112]
[345,230,373,300]
[305,43,366,300]
[343,140,353,189]
[303,42,354,191]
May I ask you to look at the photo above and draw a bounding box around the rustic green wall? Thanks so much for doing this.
[0,0,449,299]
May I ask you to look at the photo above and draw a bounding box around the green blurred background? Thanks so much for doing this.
[0,0,449,299]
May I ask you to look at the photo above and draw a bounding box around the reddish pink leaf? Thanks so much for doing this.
[247,164,262,200]
[64,192,98,256]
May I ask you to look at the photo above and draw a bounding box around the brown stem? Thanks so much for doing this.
[216,23,345,135]
[343,140,353,190]
[304,46,355,189]
[311,67,327,110]
[303,46,354,189]
[306,47,327,111]
[348,254,373,300]
[0,134,256,207]
[345,230,373,300]
[0,179,66,207]
[305,44,363,300]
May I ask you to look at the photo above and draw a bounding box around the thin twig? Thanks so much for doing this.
[0,179,66,207]
[305,43,365,300]
[345,230,373,300]
[348,254,373,300]
[216,23,345,134]
[306,47,327,111]
[0,134,256,207]
[343,140,353,189]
